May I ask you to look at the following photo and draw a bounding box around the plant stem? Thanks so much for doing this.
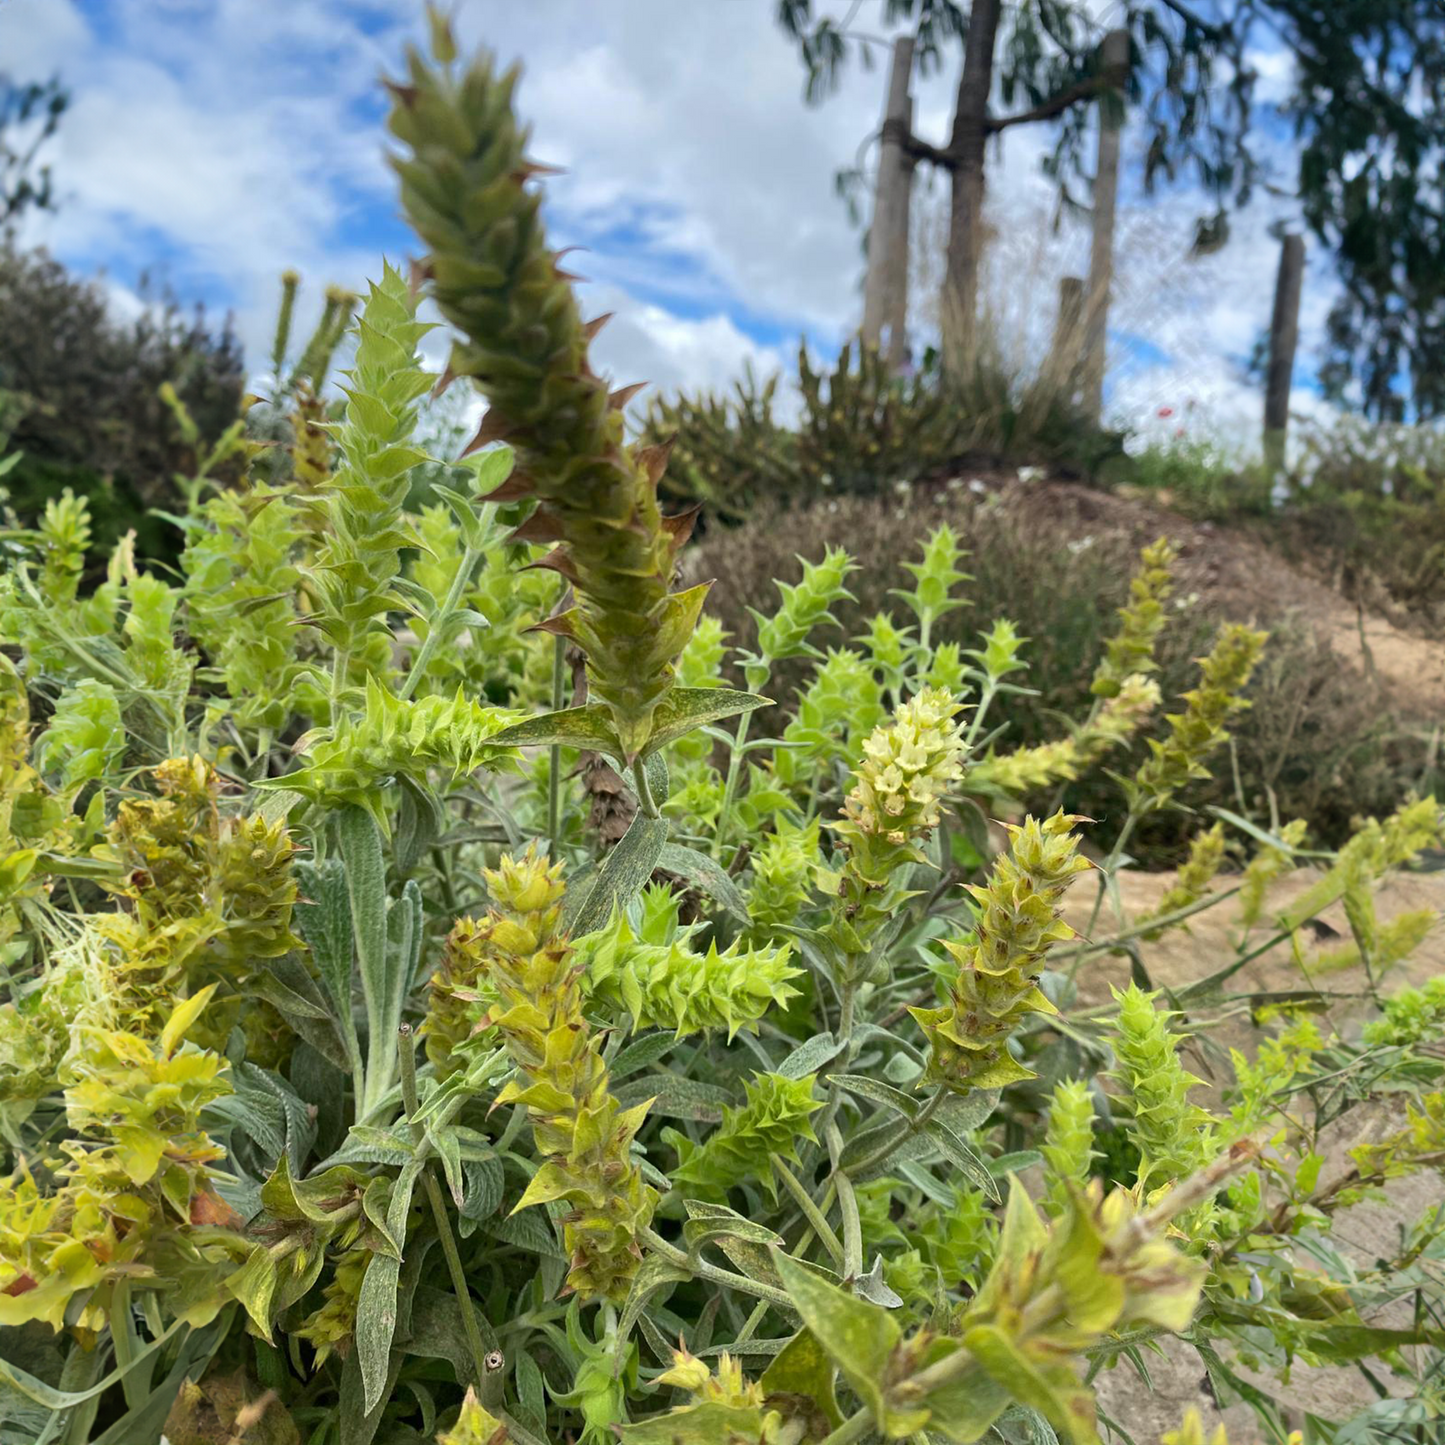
[1050,885,1242,967]
[845,1084,947,1180]
[399,541,483,702]
[399,1026,491,1390]
[818,1411,874,1445]
[548,627,566,853]
[632,756,660,818]
[1069,809,1139,984]
[965,677,999,745]
[639,1225,793,1312]
[772,1157,846,1268]
[712,711,754,859]
[421,1170,492,1388]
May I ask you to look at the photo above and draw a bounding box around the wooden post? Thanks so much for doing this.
[1264,233,1305,472]
[1051,275,1085,399]
[943,0,1002,372]
[862,36,915,366]
[1081,28,1129,424]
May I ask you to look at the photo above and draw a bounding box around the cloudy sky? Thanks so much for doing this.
[1,0,1324,445]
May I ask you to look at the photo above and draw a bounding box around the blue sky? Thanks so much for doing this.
[1,0,1327,443]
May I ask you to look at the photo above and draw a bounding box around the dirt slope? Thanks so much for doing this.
[981,474,1445,718]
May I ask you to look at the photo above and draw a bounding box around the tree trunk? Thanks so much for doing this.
[943,0,1002,371]
[1050,274,1085,401]
[862,36,916,368]
[1081,28,1129,424]
[1264,233,1305,473]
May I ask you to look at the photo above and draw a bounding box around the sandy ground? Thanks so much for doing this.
[1324,600,1445,720]
[1060,865,1445,1442]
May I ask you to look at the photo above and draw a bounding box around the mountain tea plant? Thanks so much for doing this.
[2,17,1445,1445]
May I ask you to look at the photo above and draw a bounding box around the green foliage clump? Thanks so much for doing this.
[1365,975,1445,1048]
[668,1072,821,1201]
[1110,984,1217,1193]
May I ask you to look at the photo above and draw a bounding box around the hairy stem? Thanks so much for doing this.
[398,540,482,702]
[548,626,566,853]
[712,710,754,859]
[399,1025,491,1389]
[639,1225,793,1312]
[632,756,660,819]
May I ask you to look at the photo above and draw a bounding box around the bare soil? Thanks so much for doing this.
[1059,865,1445,1441]
[978,474,1445,718]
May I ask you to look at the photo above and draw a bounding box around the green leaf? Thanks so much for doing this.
[619,1403,777,1444]
[249,956,351,1071]
[485,1211,566,1259]
[656,842,748,921]
[769,1247,907,1432]
[337,806,399,1116]
[566,810,668,937]
[490,703,623,756]
[406,1286,501,1380]
[961,1323,1094,1445]
[616,1253,690,1359]
[394,773,444,877]
[758,1328,844,1431]
[357,1161,422,1413]
[640,687,771,757]
[609,1031,682,1079]
[682,1201,784,1255]
[294,858,354,1041]
[831,1073,921,1121]
[459,1154,505,1222]
[778,1031,846,1079]
[924,1120,999,1200]
[614,1073,733,1122]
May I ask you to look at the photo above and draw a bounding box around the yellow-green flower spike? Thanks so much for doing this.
[449,847,656,1302]
[829,687,967,958]
[1092,537,1177,698]
[1131,623,1266,813]
[387,25,706,758]
[1136,822,1227,941]
[912,812,1090,1092]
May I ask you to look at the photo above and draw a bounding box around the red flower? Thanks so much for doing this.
[1157,406,1174,418]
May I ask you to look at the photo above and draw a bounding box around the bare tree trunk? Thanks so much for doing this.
[1264,233,1305,473]
[943,0,1002,372]
[861,36,915,366]
[1050,274,1085,400]
[1081,28,1130,425]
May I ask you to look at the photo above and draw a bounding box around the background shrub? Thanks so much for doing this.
[690,486,1428,860]
[0,241,244,565]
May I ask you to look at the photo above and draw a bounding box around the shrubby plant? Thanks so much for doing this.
[0,20,1443,1445]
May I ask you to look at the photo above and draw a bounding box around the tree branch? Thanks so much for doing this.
[1157,0,1228,41]
[898,126,955,170]
[987,72,1114,132]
